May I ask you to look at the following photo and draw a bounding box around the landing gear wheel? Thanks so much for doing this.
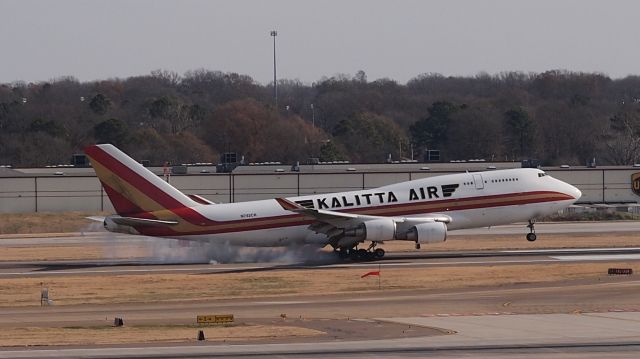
[526,219,537,242]
[374,248,385,258]
[356,248,369,260]
[338,248,350,259]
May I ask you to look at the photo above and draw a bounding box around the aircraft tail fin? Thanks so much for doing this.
[84,144,199,216]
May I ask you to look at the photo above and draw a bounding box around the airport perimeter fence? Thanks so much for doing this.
[0,168,638,213]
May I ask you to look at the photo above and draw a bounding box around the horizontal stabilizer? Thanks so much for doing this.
[111,216,179,227]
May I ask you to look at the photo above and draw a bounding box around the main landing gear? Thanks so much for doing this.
[336,243,385,261]
[526,219,537,242]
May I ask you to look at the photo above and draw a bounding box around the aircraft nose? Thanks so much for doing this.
[568,184,582,201]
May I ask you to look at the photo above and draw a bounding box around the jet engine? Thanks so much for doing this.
[343,218,396,242]
[405,222,447,244]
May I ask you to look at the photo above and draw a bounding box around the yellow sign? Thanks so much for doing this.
[197,314,234,324]
[633,173,640,196]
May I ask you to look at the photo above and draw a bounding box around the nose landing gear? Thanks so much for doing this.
[526,219,537,242]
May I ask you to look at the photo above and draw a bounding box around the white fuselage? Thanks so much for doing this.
[160,168,580,247]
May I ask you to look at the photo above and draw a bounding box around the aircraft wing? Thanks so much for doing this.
[276,198,379,222]
[275,197,450,239]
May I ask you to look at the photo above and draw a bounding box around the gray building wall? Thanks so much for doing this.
[1,167,640,213]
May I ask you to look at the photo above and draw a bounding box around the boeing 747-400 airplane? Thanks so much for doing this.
[85,144,581,260]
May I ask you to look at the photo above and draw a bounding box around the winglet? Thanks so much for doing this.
[275,198,303,211]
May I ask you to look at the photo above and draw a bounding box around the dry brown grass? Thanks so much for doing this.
[0,244,147,262]
[2,262,636,307]
[0,324,323,347]
[0,246,105,261]
[0,212,106,234]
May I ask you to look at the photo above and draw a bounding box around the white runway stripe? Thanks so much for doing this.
[551,254,640,261]
[504,247,640,253]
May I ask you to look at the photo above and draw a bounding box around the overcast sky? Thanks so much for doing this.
[1,0,639,85]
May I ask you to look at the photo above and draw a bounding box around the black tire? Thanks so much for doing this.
[338,249,349,259]
[374,248,385,258]
[357,248,368,260]
[526,233,537,242]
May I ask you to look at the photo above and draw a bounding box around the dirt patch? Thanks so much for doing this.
[0,324,323,347]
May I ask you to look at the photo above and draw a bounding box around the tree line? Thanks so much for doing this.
[1,69,639,167]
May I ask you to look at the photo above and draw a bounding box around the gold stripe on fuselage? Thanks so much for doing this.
[90,158,167,213]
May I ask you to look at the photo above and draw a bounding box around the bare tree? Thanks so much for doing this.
[606,110,640,165]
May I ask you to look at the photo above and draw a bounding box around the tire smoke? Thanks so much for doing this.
[97,230,337,265]
[143,238,335,264]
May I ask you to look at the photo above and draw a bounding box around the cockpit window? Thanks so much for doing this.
[538,172,547,178]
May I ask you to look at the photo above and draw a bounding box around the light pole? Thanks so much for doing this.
[270,30,278,109]
[310,103,315,127]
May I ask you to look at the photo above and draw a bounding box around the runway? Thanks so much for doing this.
[0,221,639,357]
[2,279,640,358]
[3,342,640,358]
[3,310,640,358]
[0,220,639,278]
[0,246,639,278]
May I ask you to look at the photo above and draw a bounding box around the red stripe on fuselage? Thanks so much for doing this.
[326,190,572,215]
[133,191,573,237]
[167,190,573,228]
